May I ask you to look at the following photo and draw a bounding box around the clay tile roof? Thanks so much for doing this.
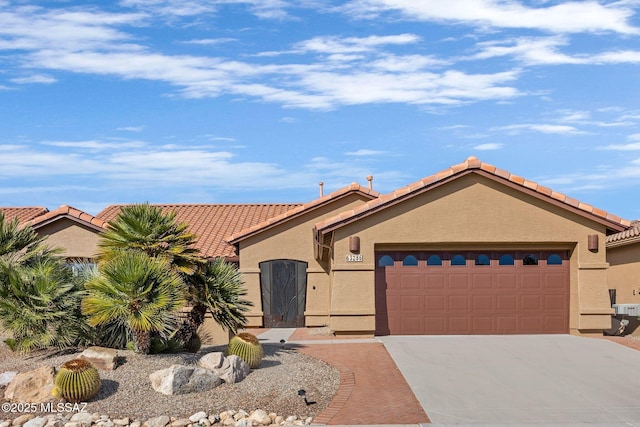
[0,207,49,224]
[606,220,640,247]
[26,205,109,231]
[315,156,632,233]
[227,183,379,244]
[97,203,300,259]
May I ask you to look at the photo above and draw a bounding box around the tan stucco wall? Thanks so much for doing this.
[236,193,376,327]
[36,219,102,260]
[607,243,640,305]
[329,174,612,335]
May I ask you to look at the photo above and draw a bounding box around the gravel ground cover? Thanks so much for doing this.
[0,343,340,422]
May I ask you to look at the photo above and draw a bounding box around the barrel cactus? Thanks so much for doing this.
[225,332,263,369]
[52,359,101,402]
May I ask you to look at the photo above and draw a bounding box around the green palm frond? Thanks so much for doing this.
[82,251,187,353]
[196,258,252,334]
[98,203,205,275]
[0,256,87,353]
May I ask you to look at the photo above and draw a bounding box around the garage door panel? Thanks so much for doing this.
[425,295,446,311]
[425,274,446,289]
[448,316,471,334]
[496,294,517,310]
[424,317,446,334]
[472,316,494,333]
[376,251,569,335]
[544,294,567,310]
[399,317,424,334]
[472,294,493,310]
[521,274,542,289]
[400,274,422,289]
[496,316,518,333]
[448,295,469,310]
[520,295,542,310]
[497,274,517,289]
[401,295,423,312]
[472,274,493,289]
[449,274,470,290]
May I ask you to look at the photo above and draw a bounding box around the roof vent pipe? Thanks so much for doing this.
[366,175,373,190]
[319,182,324,197]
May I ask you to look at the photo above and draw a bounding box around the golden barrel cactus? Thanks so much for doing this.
[225,332,263,369]
[53,358,101,402]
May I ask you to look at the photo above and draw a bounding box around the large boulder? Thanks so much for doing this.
[4,366,55,403]
[217,355,250,384]
[198,352,225,371]
[79,346,118,371]
[0,371,17,387]
[198,353,250,384]
[149,365,221,395]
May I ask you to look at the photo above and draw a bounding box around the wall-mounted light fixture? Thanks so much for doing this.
[588,234,599,252]
[349,236,360,253]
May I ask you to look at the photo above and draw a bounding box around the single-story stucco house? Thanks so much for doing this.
[3,156,639,338]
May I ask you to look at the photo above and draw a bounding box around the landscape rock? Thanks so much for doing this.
[248,410,270,426]
[169,420,190,427]
[217,356,250,384]
[112,419,129,426]
[149,365,221,395]
[12,415,35,426]
[69,413,93,427]
[0,371,18,388]
[23,418,47,427]
[143,416,170,427]
[4,366,56,403]
[232,420,250,427]
[188,412,206,423]
[198,352,225,371]
[79,347,118,371]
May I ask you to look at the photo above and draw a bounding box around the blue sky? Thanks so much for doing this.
[1,1,640,220]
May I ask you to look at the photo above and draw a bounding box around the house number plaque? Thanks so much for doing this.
[345,254,363,262]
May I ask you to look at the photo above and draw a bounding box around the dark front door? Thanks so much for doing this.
[259,260,307,328]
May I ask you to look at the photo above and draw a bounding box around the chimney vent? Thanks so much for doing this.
[366,175,373,190]
[319,182,324,197]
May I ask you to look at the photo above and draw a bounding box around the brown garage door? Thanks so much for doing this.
[375,251,569,335]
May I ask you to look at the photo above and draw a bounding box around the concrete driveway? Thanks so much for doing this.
[379,335,640,425]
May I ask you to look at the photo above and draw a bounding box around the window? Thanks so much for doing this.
[427,254,442,266]
[378,255,394,267]
[475,254,491,266]
[547,254,563,265]
[523,254,539,265]
[499,254,515,266]
[451,254,466,266]
[402,255,419,266]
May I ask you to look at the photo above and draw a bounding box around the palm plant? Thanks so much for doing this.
[82,251,186,354]
[175,257,252,346]
[98,203,205,275]
[0,256,87,353]
[0,211,48,263]
[0,212,88,353]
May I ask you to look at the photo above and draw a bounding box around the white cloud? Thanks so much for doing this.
[116,126,145,132]
[10,74,57,84]
[345,149,387,156]
[341,0,639,34]
[182,38,237,45]
[492,124,587,135]
[473,143,502,150]
[41,140,148,150]
[472,36,640,66]
[600,142,640,150]
[294,34,421,54]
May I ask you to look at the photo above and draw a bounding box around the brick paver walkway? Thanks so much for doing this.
[297,343,430,425]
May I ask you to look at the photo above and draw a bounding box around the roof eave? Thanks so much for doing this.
[316,168,629,237]
[227,189,378,244]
